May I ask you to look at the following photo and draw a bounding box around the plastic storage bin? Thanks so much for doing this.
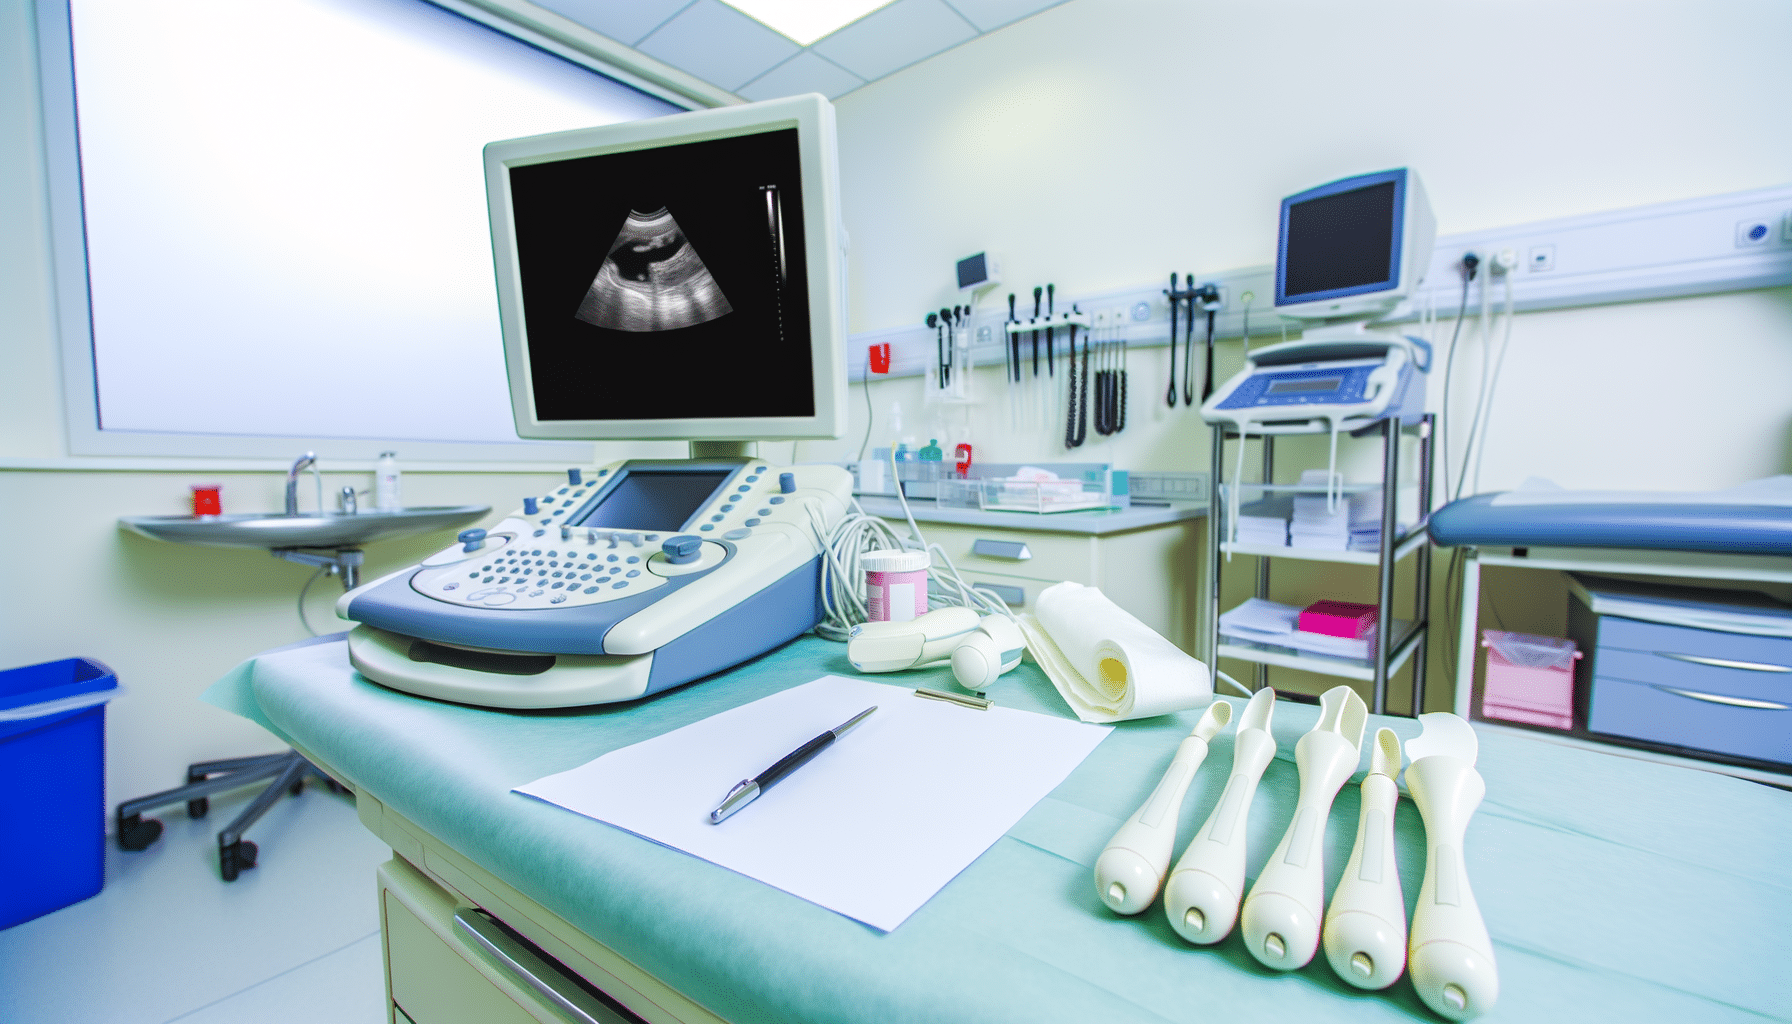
[1481,631,1579,730]
[1,657,118,930]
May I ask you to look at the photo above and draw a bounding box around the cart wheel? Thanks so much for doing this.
[118,815,163,852]
[325,779,349,795]
[220,839,258,881]
[289,778,305,797]
[187,797,209,818]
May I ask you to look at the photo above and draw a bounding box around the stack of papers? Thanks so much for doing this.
[1232,497,1291,547]
[1289,471,1403,552]
[1219,597,1408,661]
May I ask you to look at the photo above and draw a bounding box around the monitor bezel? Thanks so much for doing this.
[484,94,847,442]
[1274,167,1429,322]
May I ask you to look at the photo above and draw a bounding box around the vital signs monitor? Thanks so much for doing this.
[340,95,855,709]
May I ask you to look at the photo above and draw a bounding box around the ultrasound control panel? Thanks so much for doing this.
[403,459,809,612]
[1213,358,1380,411]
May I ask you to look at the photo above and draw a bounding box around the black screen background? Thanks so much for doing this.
[1283,181,1398,298]
[507,129,814,422]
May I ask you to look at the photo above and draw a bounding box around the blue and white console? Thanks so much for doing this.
[339,458,852,708]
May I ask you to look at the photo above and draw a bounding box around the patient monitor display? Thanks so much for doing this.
[1274,168,1434,324]
[507,130,812,422]
[486,93,846,442]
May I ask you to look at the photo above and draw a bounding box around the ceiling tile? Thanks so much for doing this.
[943,0,1066,33]
[811,0,978,83]
[636,0,800,91]
[738,52,867,102]
[532,0,695,46]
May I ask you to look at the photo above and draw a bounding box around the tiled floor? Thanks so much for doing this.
[0,780,393,1024]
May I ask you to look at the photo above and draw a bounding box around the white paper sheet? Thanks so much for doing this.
[1021,581,1212,723]
[515,675,1110,932]
[1490,475,1792,506]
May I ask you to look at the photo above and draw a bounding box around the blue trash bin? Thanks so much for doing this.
[0,657,119,931]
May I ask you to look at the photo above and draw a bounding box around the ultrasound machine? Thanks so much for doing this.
[339,94,854,709]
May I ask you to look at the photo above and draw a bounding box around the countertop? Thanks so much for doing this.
[855,495,1206,535]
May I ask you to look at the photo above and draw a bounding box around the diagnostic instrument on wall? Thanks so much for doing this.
[339,94,852,709]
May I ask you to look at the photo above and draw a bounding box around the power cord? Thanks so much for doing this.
[1439,252,1478,506]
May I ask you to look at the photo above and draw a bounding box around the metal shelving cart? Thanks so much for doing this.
[1205,414,1435,715]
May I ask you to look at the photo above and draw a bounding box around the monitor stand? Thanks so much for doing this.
[689,440,758,460]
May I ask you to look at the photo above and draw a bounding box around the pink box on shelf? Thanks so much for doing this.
[1481,630,1580,730]
[1298,600,1378,639]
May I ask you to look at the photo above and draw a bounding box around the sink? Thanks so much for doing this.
[119,506,491,549]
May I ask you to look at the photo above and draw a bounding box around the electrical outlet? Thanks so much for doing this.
[1527,244,1556,272]
[1491,247,1520,274]
[1130,301,1151,322]
[1736,218,1773,248]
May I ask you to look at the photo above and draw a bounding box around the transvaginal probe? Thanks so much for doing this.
[1094,700,1233,915]
[1162,687,1276,943]
[1322,726,1407,989]
[1404,713,1499,1020]
[1240,684,1367,970]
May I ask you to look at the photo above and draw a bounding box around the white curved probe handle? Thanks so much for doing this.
[1240,730,1360,970]
[1162,727,1276,944]
[1094,734,1212,915]
[1322,772,1406,989]
[1406,755,1498,1020]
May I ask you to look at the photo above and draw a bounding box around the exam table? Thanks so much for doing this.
[207,635,1790,1024]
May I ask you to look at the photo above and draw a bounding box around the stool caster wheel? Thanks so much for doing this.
[187,797,209,818]
[118,814,163,852]
[220,839,258,881]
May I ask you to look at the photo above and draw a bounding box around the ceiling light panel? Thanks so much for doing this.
[720,0,899,46]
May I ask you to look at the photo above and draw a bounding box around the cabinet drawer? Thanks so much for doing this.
[1593,647,1792,703]
[891,520,1096,583]
[1587,674,1792,765]
[384,887,544,1024]
[1597,616,1792,668]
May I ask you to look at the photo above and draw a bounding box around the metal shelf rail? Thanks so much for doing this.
[1206,414,1435,715]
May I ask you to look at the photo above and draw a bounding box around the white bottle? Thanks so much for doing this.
[375,451,402,511]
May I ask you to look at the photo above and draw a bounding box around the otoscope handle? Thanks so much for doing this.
[1406,755,1498,1021]
[1323,771,1407,990]
[1162,727,1275,944]
[1240,730,1360,970]
[1094,735,1212,915]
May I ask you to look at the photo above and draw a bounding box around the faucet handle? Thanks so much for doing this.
[338,487,358,515]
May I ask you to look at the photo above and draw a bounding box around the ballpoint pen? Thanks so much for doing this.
[709,706,878,823]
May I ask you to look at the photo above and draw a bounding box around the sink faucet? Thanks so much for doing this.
[285,452,317,516]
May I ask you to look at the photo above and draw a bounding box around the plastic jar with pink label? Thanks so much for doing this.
[863,549,930,623]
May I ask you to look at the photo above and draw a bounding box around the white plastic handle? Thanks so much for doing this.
[1406,755,1499,1020]
[1322,771,1406,989]
[1240,730,1359,969]
[1162,727,1276,943]
[1094,733,1213,915]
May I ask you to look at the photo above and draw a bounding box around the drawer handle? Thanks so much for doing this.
[1650,685,1790,711]
[971,539,1031,561]
[973,582,1026,607]
[1654,652,1791,673]
[453,908,639,1024]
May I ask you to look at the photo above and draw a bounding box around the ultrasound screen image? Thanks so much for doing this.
[508,129,813,422]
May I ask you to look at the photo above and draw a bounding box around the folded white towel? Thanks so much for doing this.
[1018,581,1212,723]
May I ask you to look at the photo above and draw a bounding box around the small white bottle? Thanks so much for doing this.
[375,451,402,511]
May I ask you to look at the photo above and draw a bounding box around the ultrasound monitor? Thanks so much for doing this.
[483,94,847,443]
[1274,168,1435,324]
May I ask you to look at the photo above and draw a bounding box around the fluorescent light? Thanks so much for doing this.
[720,0,898,46]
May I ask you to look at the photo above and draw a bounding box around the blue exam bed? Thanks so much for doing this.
[1428,493,1792,554]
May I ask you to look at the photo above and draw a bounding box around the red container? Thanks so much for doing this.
[191,485,222,516]
[1298,600,1377,639]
